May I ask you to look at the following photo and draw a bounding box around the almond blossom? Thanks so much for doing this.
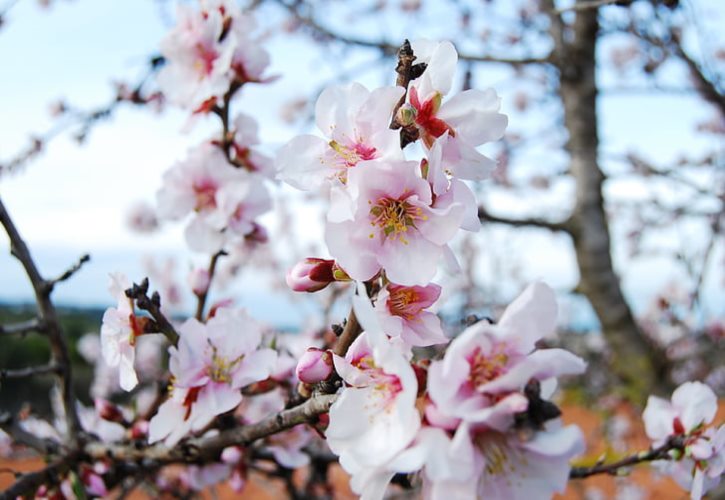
[157,1,238,110]
[100,272,146,391]
[326,321,420,468]
[148,307,277,446]
[643,381,724,500]
[276,82,404,190]
[425,282,586,431]
[374,282,448,348]
[405,40,507,173]
[325,159,472,286]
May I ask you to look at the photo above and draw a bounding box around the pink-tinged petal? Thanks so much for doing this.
[350,470,395,500]
[356,86,406,137]
[477,349,586,395]
[207,308,262,356]
[378,233,441,286]
[192,383,242,431]
[368,129,405,161]
[691,467,705,500]
[441,244,461,274]
[643,395,678,443]
[232,348,277,388]
[269,445,310,469]
[118,342,139,392]
[447,179,480,232]
[148,396,190,445]
[466,392,528,431]
[325,221,381,282]
[439,134,497,183]
[411,40,457,99]
[418,201,465,246]
[315,82,369,141]
[328,185,355,223]
[425,400,462,430]
[184,216,225,254]
[403,311,448,347]
[498,282,558,352]
[438,88,508,145]
[276,135,330,190]
[671,381,718,431]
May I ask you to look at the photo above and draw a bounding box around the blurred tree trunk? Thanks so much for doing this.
[544,2,670,401]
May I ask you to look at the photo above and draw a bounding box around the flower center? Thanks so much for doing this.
[193,179,218,211]
[329,140,377,169]
[207,347,244,383]
[475,432,516,477]
[468,346,509,388]
[368,196,425,244]
[195,42,219,76]
[387,287,423,320]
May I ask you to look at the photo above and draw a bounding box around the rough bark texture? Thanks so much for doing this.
[545,2,669,401]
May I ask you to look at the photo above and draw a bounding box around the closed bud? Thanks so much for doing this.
[295,347,334,383]
[94,398,124,423]
[286,258,336,292]
[396,103,417,127]
[188,267,211,296]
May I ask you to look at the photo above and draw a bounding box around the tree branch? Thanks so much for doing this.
[194,250,226,321]
[274,0,549,66]
[478,206,571,233]
[84,394,337,464]
[0,196,81,441]
[46,253,90,293]
[0,363,60,380]
[0,458,74,500]
[570,435,683,478]
[0,318,43,337]
[556,0,631,14]
[125,278,179,345]
[0,412,59,456]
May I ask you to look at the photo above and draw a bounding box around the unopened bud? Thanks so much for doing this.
[188,268,211,296]
[221,446,244,464]
[94,398,124,423]
[286,258,335,293]
[396,103,417,127]
[130,420,149,440]
[295,347,334,383]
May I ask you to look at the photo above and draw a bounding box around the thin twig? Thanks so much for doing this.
[478,206,571,233]
[0,458,75,500]
[0,196,81,441]
[0,363,60,380]
[194,250,226,321]
[46,253,90,292]
[570,435,683,478]
[0,318,43,336]
[126,278,179,345]
[84,394,337,464]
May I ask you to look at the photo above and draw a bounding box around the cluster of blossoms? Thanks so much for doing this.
[156,0,274,253]
[78,17,725,499]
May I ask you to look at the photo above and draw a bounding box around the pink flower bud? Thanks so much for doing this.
[295,347,334,383]
[131,420,149,440]
[221,446,243,464]
[188,267,211,296]
[94,398,124,423]
[286,258,335,293]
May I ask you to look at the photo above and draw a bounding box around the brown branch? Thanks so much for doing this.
[670,32,725,117]
[0,363,60,380]
[0,196,81,441]
[332,308,361,358]
[0,318,43,336]
[570,435,683,478]
[274,0,549,66]
[125,278,179,345]
[84,394,337,464]
[0,412,59,455]
[194,250,226,321]
[478,206,571,233]
[0,458,74,500]
[46,253,90,293]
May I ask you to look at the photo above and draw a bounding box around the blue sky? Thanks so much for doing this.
[0,0,722,328]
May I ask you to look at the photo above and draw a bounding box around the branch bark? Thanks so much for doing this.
[0,196,81,440]
[478,206,571,233]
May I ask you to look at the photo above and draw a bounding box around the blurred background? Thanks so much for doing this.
[0,0,723,497]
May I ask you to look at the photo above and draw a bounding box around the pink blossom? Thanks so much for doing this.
[188,267,211,296]
[326,305,420,468]
[100,272,145,391]
[148,308,277,446]
[157,2,238,110]
[426,282,586,431]
[325,159,469,286]
[295,347,334,383]
[374,282,448,348]
[276,82,404,190]
[643,381,724,499]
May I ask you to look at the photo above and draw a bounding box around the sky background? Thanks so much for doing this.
[0,0,722,328]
